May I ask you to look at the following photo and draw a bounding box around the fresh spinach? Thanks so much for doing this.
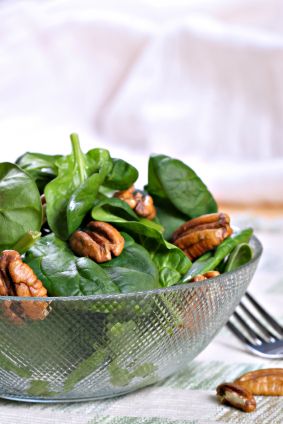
[16,152,62,193]
[64,348,107,392]
[154,198,188,240]
[141,238,191,287]
[224,243,253,272]
[101,233,160,292]
[25,233,160,295]
[0,163,42,251]
[63,320,157,392]
[107,321,157,387]
[103,158,138,190]
[146,155,218,239]
[91,198,165,237]
[45,134,112,239]
[25,234,119,296]
[0,351,31,378]
[91,196,139,222]
[27,380,58,397]
[91,198,191,286]
[66,149,112,236]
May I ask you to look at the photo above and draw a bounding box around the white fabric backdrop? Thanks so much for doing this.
[1,0,283,202]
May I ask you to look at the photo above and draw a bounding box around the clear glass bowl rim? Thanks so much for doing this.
[0,235,262,303]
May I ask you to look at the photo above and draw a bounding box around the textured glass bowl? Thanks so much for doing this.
[0,236,262,403]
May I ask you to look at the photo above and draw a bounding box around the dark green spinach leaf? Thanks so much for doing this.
[103,158,138,190]
[154,197,188,240]
[25,232,160,295]
[66,149,112,236]
[224,243,253,272]
[141,238,191,287]
[0,163,42,251]
[45,134,112,239]
[25,234,118,296]
[102,233,160,292]
[16,152,62,192]
[146,154,218,218]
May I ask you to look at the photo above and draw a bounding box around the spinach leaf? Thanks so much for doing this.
[107,321,157,386]
[146,154,218,218]
[64,348,107,392]
[44,153,79,240]
[25,233,160,295]
[27,380,58,397]
[101,233,160,292]
[103,158,138,190]
[91,198,165,237]
[16,152,62,192]
[224,243,253,272]
[45,134,112,239]
[91,199,191,286]
[25,234,119,296]
[66,149,112,236]
[141,238,191,287]
[0,163,42,251]
[185,252,213,279]
[154,197,187,240]
[91,197,139,222]
[64,320,157,391]
[0,350,31,378]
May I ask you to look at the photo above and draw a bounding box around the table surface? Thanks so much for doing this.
[0,210,282,424]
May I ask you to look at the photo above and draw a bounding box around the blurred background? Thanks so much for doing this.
[1,0,283,208]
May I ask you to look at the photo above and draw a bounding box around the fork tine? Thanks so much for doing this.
[226,321,254,347]
[246,292,283,335]
[233,311,265,344]
[239,301,278,341]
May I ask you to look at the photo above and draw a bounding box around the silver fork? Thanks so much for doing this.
[227,292,283,358]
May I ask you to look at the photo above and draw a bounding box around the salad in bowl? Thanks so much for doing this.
[0,134,260,402]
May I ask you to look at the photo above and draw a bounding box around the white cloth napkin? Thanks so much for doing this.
[1,0,283,203]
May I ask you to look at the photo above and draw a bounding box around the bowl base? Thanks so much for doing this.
[0,387,142,403]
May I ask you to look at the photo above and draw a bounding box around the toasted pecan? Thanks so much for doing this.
[69,221,124,263]
[217,382,256,413]
[191,270,220,282]
[114,185,137,209]
[0,250,49,323]
[114,186,156,220]
[234,369,283,396]
[172,213,233,260]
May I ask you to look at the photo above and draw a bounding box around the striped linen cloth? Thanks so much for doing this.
[0,214,282,424]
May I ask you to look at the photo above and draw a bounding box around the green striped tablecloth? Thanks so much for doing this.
[0,214,282,424]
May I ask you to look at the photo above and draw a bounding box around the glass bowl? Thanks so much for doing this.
[0,236,262,403]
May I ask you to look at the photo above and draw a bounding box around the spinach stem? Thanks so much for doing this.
[70,133,87,183]
[13,231,41,254]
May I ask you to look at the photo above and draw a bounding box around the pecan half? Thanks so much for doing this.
[191,270,220,282]
[216,382,256,413]
[69,221,124,263]
[114,186,137,209]
[234,369,283,396]
[134,191,156,220]
[0,250,49,323]
[114,186,156,220]
[172,213,233,260]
